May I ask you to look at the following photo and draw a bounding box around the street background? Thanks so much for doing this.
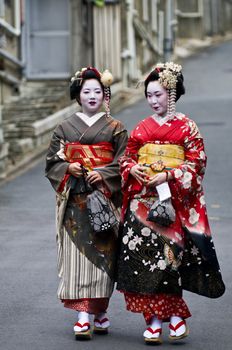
[0,40,232,349]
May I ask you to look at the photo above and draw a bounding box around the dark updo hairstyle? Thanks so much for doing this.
[144,68,185,102]
[70,67,104,105]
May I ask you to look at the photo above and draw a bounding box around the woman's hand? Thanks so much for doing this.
[147,172,167,187]
[130,164,148,185]
[68,162,83,178]
[86,171,103,185]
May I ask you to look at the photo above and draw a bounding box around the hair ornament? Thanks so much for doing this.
[100,69,114,87]
[74,70,81,78]
[154,62,182,90]
[71,70,83,84]
[100,69,113,117]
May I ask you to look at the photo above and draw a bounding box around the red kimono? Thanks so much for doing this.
[116,113,225,323]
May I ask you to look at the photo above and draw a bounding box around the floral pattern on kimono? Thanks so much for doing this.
[116,113,225,299]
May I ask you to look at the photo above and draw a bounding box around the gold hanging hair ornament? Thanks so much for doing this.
[70,67,114,117]
[100,69,114,117]
[154,62,182,118]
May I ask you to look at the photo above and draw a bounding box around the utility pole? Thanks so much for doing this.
[164,0,174,61]
[125,0,137,83]
[0,82,8,179]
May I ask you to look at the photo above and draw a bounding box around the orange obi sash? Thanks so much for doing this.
[138,143,185,176]
[64,142,114,171]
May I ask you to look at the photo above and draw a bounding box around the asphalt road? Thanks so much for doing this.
[0,40,232,350]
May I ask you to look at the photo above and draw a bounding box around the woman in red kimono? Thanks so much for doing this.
[116,62,225,344]
[46,67,127,339]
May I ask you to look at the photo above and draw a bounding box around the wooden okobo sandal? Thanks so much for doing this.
[74,322,92,340]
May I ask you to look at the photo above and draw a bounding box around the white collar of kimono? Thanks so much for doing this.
[76,112,105,126]
[152,113,170,126]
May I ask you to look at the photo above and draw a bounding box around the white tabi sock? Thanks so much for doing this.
[74,311,90,332]
[170,316,186,337]
[143,316,162,339]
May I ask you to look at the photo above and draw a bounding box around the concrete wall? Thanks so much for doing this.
[0,1,22,179]
[177,0,232,39]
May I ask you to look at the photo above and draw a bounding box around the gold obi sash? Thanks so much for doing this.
[138,143,185,176]
[64,142,114,171]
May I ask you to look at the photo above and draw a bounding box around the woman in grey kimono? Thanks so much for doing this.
[45,67,128,339]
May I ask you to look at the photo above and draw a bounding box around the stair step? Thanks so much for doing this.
[2,80,70,159]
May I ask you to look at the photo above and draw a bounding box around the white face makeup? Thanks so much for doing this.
[146,81,168,117]
[80,79,104,117]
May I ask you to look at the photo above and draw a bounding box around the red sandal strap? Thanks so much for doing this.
[146,327,162,335]
[94,318,109,324]
[74,322,90,329]
[169,320,185,332]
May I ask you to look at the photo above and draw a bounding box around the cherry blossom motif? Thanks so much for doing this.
[191,246,199,256]
[189,208,200,225]
[149,263,157,272]
[183,171,192,183]
[157,259,167,270]
[200,195,206,206]
[133,235,143,245]
[130,199,139,212]
[127,227,134,238]
[141,227,151,237]
[128,240,136,250]
[174,169,183,178]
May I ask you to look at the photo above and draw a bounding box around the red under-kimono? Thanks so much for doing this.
[116,113,225,324]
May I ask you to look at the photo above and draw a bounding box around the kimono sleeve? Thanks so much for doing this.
[97,121,128,198]
[119,129,143,193]
[170,119,207,196]
[45,124,70,193]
